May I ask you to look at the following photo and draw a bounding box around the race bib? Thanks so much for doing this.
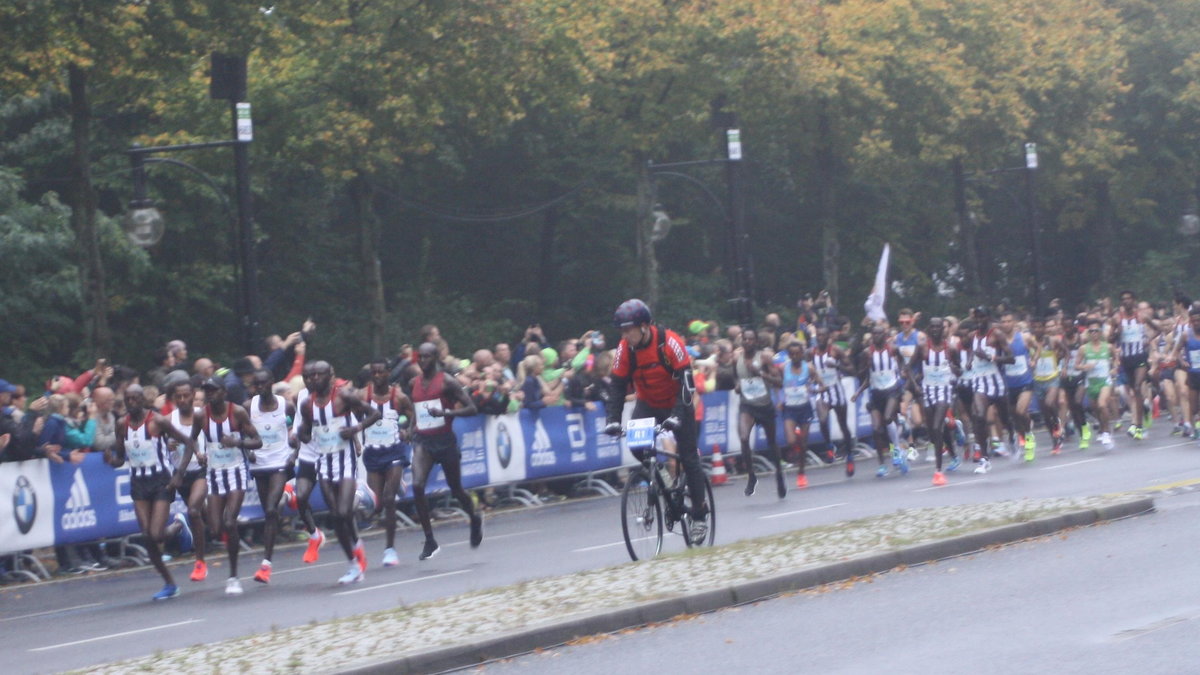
[1190,349,1200,368]
[259,423,286,449]
[1122,324,1143,344]
[740,377,768,400]
[626,417,656,451]
[127,438,156,468]
[314,424,342,454]
[924,365,952,387]
[1035,356,1057,378]
[870,370,897,391]
[1090,358,1110,378]
[208,441,242,469]
[784,385,809,407]
[1007,355,1029,377]
[415,400,445,431]
[365,416,399,446]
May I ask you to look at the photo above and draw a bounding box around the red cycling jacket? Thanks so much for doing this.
[610,325,691,411]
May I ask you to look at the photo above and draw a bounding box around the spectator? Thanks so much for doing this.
[513,323,547,366]
[713,339,737,391]
[518,354,547,412]
[90,387,118,455]
[539,347,566,406]
[222,357,256,405]
[1,379,42,463]
[470,364,512,415]
[726,324,743,348]
[494,342,515,381]
[37,393,69,464]
[193,357,215,379]
[144,346,175,389]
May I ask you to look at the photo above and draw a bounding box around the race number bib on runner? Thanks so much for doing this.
[740,377,768,400]
[415,400,445,431]
[784,385,809,407]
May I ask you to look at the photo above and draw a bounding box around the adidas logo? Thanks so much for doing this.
[61,469,97,530]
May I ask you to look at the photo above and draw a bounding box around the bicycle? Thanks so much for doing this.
[620,419,716,561]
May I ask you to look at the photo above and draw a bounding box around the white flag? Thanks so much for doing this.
[863,243,890,322]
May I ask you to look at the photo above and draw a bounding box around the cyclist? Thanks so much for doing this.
[604,299,709,542]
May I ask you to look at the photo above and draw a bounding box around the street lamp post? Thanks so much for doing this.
[124,53,259,355]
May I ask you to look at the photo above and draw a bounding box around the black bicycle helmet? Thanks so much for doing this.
[613,298,653,327]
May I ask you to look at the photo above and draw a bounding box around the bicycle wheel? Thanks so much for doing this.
[621,467,663,561]
[682,474,716,549]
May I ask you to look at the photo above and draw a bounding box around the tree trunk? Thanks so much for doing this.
[68,64,110,358]
[1095,180,1115,291]
[952,158,982,296]
[816,109,839,308]
[352,172,386,357]
[636,164,659,307]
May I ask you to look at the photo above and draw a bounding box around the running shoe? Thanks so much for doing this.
[253,561,272,584]
[906,446,920,463]
[1132,426,1144,441]
[1172,423,1185,436]
[174,513,193,554]
[775,470,787,498]
[419,539,440,561]
[973,458,991,475]
[381,548,399,568]
[991,439,1009,458]
[1126,425,1137,439]
[337,562,364,585]
[153,584,180,601]
[303,529,325,564]
[876,465,888,478]
[225,577,243,596]
[1052,434,1064,455]
[470,513,483,548]
[947,456,961,472]
[845,456,855,478]
[744,473,758,497]
[932,472,947,486]
[354,540,367,573]
[795,474,809,489]
[897,449,909,475]
[954,420,966,448]
[1079,424,1092,450]
[924,449,936,463]
[822,449,836,464]
[890,445,901,467]
[688,519,708,544]
[1100,432,1114,449]
[190,559,207,582]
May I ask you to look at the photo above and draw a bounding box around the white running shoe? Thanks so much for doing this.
[1100,432,1114,449]
[973,458,991,474]
[907,446,919,462]
[381,548,399,568]
[924,449,935,463]
[225,577,243,596]
[338,562,364,585]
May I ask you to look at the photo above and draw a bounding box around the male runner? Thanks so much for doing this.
[180,378,261,595]
[967,308,1014,473]
[851,323,907,477]
[781,339,826,488]
[909,317,961,485]
[1030,315,1067,455]
[361,359,415,567]
[107,384,197,601]
[1178,305,1200,441]
[999,311,1036,460]
[811,327,856,476]
[299,361,380,583]
[733,327,786,498]
[292,363,325,563]
[165,381,208,582]
[408,344,482,561]
[604,299,710,539]
[1111,290,1154,439]
[1060,319,1091,448]
[893,309,928,460]
[1076,320,1117,449]
[247,369,295,584]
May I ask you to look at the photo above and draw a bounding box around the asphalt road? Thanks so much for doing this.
[3,428,1198,674]
[481,488,1200,675]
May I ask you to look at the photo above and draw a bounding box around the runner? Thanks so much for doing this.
[1076,320,1117,449]
[967,307,1014,474]
[1177,305,1200,443]
[604,299,710,541]
[1030,315,1066,455]
[1060,319,1091,449]
[292,363,326,564]
[298,361,381,583]
[909,317,961,485]
[1170,295,1195,437]
[408,344,483,561]
[247,369,295,584]
[165,380,208,582]
[851,323,907,477]
[1111,290,1153,439]
[780,339,826,488]
[734,327,786,498]
[812,327,855,476]
[952,319,978,460]
[180,378,261,595]
[892,309,928,460]
[360,359,415,567]
[1000,311,1036,460]
[105,384,196,600]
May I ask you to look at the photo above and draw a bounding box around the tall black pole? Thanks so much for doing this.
[1023,142,1043,313]
[228,57,259,355]
[724,123,752,327]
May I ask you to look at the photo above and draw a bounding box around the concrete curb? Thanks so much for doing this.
[343,497,1155,675]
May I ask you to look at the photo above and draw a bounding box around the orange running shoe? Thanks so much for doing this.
[303,529,325,564]
[190,559,208,582]
[253,561,272,584]
[795,474,809,489]
[353,540,367,573]
[932,472,947,487]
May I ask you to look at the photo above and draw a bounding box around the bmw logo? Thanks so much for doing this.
[496,421,512,469]
[13,475,36,535]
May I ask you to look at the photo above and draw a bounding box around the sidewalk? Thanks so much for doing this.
[79,493,1153,675]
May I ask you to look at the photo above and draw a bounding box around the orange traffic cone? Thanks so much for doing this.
[710,445,728,485]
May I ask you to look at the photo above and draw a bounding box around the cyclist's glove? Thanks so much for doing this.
[661,416,681,432]
[603,422,623,437]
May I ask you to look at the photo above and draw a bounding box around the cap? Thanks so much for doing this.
[688,320,709,335]
[200,377,223,391]
[0,379,16,394]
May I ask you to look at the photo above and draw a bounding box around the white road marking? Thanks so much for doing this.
[573,536,657,553]
[445,529,539,547]
[29,619,203,652]
[913,478,986,493]
[759,503,847,520]
[0,603,103,623]
[1147,440,1196,452]
[1040,458,1104,471]
[332,569,471,596]
[271,560,345,577]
